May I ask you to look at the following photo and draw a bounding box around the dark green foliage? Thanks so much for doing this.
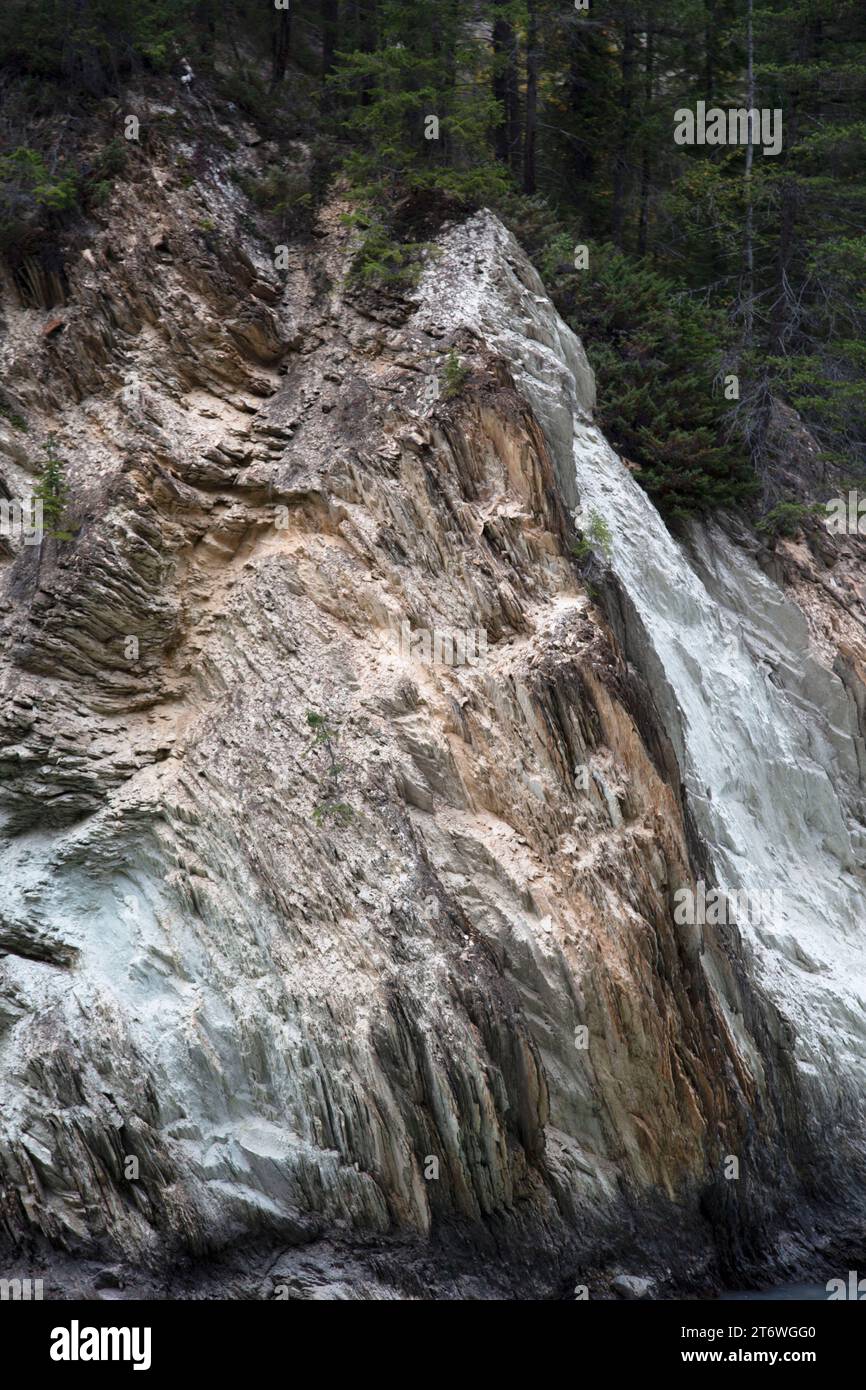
[217,67,280,129]
[233,163,315,236]
[755,500,827,540]
[33,437,74,541]
[1,0,860,524]
[748,3,866,479]
[327,0,508,286]
[511,218,755,517]
[344,210,426,287]
[0,401,27,432]
[495,192,564,267]
[552,242,756,516]
[0,136,130,260]
[570,510,613,564]
[327,1,507,206]
[0,148,77,254]
[305,711,354,828]
[93,138,129,182]
[0,0,196,96]
[497,0,865,514]
[440,349,469,400]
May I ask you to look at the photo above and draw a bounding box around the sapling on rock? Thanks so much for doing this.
[34,435,73,541]
[570,509,612,565]
[305,710,353,827]
[440,348,469,401]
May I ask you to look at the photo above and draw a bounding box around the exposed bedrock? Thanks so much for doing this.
[0,138,863,1297]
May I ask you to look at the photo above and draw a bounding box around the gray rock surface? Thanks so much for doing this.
[0,125,863,1298]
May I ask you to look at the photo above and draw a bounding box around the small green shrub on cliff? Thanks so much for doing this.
[0,401,27,433]
[755,500,827,541]
[344,211,424,288]
[33,439,73,542]
[305,711,353,828]
[440,350,469,401]
[0,148,77,252]
[235,165,313,235]
[93,138,128,182]
[34,437,73,541]
[571,509,613,563]
[217,69,278,129]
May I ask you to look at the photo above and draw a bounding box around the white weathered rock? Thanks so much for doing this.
[0,176,863,1299]
[421,211,866,1165]
[612,1273,655,1300]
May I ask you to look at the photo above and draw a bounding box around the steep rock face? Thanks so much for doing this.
[413,213,866,1266]
[0,129,863,1296]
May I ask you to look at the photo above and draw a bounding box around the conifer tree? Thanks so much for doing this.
[34,437,73,541]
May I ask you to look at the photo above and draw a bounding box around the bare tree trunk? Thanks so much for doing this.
[770,13,819,352]
[637,21,654,256]
[611,10,636,247]
[743,0,755,348]
[359,0,376,52]
[195,0,216,61]
[704,0,717,100]
[506,29,521,173]
[222,0,244,68]
[492,0,521,172]
[523,0,539,194]
[270,5,292,89]
[322,0,339,78]
[567,26,596,187]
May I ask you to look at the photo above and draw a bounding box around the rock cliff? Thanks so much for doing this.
[0,99,864,1299]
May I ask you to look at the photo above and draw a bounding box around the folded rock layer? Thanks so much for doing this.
[0,129,863,1297]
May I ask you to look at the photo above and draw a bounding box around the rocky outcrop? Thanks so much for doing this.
[0,100,864,1299]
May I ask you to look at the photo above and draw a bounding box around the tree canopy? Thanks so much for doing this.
[1,0,863,519]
